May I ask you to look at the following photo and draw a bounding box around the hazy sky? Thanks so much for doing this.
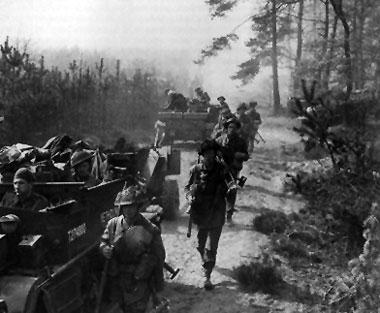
[0,0,286,104]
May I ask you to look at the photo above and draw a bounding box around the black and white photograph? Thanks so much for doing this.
[0,0,379,312]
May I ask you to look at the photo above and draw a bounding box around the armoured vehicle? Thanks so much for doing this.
[157,106,221,144]
[0,145,180,313]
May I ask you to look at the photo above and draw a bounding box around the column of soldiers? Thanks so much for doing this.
[184,95,262,290]
[0,96,262,310]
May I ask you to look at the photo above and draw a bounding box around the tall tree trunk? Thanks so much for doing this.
[271,0,281,115]
[375,59,380,100]
[324,15,338,89]
[319,0,330,89]
[293,0,304,96]
[352,0,359,89]
[357,1,366,89]
[330,0,353,100]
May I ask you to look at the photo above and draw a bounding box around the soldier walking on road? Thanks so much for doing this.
[246,101,262,153]
[235,102,252,145]
[215,118,249,225]
[185,140,228,290]
[100,186,166,313]
[211,107,235,140]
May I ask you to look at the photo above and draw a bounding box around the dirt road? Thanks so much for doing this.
[160,117,318,313]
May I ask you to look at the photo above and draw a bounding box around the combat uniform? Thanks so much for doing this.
[246,105,262,152]
[72,173,101,188]
[0,191,49,211]
[216,132,249,221]
[185,156,227,287]
[100,213,165,313]
[236,112,252,145]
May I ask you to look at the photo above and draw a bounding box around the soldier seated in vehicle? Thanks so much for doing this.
[164,89,188,112]
[0,167,49,211]
[70,150,101,188]
[100,186,166,313]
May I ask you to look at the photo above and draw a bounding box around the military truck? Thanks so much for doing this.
[157,106,221,144]
[0,145,180,313]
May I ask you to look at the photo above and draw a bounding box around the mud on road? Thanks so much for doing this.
[160,117,322,313]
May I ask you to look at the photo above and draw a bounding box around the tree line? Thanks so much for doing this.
[0,38,171,146]
[197,0,380,115]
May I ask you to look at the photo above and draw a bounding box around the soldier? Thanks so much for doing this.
[70,150,101,188]
[215,118,249,224]
[195,87,211,112]
[235,102,252,145]
[211,107,235,140]
[246,101,262,152]
[164,89,188,112]
[185,139,227,290]
[217,96,230,111]
[100,186,166,313]
[0,167,49,211]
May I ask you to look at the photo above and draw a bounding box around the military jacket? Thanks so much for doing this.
[0,191,49,211]
[185,162,227,228]
[247,110,262,129]
[237,113,252,141]
[216,133,249,170]
[100,213,165,291]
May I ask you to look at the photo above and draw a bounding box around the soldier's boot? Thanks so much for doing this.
[203,265,214,291]
[226,211,234,226]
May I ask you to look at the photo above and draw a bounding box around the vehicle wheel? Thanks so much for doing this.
[161,178,179,220]
[167,149,181,175]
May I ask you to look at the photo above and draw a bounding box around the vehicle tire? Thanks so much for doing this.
[161,178,179,221]
[167,149,181,175]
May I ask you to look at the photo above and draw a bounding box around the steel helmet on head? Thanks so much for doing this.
[70,150,93,168]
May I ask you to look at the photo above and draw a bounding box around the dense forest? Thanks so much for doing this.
[0,38,176,146]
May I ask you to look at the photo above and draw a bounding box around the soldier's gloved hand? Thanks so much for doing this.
[103,245,113,259]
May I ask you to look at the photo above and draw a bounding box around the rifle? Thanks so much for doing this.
[215,153,247,191]
[256,131,266,144]
[95,244,113,313]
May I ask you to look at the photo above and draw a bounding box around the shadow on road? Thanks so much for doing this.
[243,184,297,200]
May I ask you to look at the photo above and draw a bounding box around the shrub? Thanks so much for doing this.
[253,210,290,235]
[233,251,283,294]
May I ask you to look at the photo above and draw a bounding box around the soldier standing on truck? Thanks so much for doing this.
[100,186,166,313]
[215,118,249,225]
[70,150,101,188]
[185,139,227,290]
[217,96,230,111]
[164,89,188,112]
[0,167,49,211]
[246,101,262,153]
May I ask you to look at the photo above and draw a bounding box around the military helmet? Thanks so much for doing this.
[217,96,226,101]
[0,214,20,233]
[0,214,20,224]
[198,139,219,156]
[70,150,93,168]
[223,117,241,129]
[237,102,247,111]
[114,186,143,206]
